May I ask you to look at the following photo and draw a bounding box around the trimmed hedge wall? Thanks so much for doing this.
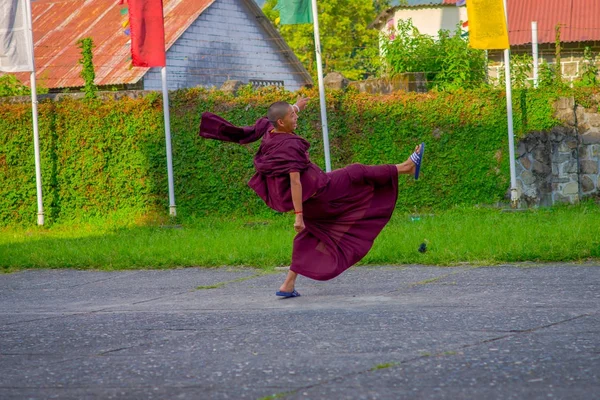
[1,86,598,226]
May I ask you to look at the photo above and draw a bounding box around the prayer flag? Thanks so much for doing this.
[0,0,34,72]
[127,0,166,67]
[461,20,469,38]
[456,0,466,6]
[275,0,313,25]
[466,0,509,50]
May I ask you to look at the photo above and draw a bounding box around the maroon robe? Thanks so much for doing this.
[199,112,398,281]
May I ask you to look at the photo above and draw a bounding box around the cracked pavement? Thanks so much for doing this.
[0,264,599,399]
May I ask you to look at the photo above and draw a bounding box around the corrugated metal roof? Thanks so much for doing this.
[391,0,458,7]
[16,0,310,90]
[8,0,215,88]
[508,0,600,45]
[2,0,309,90]
[10,0,204,87]
[388,0,600,45]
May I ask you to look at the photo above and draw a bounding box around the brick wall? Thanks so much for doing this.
[143,0,306,92]
[488,41,600,85]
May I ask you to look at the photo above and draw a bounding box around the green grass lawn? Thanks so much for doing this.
[1,203,599,272]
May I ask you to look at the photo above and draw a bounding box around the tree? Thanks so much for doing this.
[373,0,392,15]
[262,0,382,81]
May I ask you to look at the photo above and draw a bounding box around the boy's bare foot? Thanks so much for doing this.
[396,144,422,174]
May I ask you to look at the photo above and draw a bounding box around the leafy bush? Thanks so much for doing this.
[576,46,599,88]
[497,53,533,89]
[0,75,30,97]
[380,19,487,90]
[1,85,598,226]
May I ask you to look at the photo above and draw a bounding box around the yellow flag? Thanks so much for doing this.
[466,0,509,49]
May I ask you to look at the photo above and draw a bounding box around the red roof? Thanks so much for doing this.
[505,0,600,45]
[9,0,214,88]
[388,0,600,46]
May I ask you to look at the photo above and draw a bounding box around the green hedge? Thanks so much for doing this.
[1,86,598,226]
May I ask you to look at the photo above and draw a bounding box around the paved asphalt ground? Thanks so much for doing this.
[1,264,599,400]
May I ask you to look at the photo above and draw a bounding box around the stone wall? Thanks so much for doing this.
[347,73,427,94]
[515,97,600,206]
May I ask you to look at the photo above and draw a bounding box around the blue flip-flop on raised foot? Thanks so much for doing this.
[410,142,425,180]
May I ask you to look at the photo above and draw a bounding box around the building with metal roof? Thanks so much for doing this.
[3,0,312,92]
[372,0,600,84]
[376,0,600,45]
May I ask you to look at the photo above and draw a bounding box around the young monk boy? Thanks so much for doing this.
[199,98,424,298]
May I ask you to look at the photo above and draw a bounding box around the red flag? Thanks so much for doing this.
[128,0,166,67]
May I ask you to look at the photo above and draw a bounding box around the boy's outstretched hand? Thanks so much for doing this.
[295,97,309,112]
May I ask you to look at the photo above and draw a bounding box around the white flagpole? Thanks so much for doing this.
[531,21,539,88]
[24,0,44,225]
[310,0,331,172]
[161,66,176,216]
[503,0,518,207]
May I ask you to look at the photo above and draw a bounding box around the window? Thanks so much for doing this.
[250,79,284,90]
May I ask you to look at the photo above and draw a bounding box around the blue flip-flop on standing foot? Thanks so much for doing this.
[275,289,301,298]
[410,142,425,180]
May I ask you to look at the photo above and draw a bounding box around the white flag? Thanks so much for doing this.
[0,0,34,72]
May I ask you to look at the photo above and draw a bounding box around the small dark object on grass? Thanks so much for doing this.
[418,243,427,253]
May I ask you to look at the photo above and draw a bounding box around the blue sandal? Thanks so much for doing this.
[410,143,425,180]
[275,289,301,298]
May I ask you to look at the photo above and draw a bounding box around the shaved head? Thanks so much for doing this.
[267,101,291,126]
